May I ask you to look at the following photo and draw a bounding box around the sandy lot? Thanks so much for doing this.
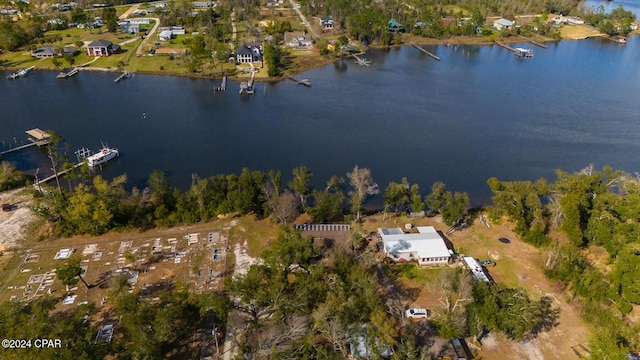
[559,24,605,40]
[0,189,38,251]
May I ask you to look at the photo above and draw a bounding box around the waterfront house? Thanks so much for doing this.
[320,16,333,30]
[387,19,404,33]
[235,43,262,64]
[284,32,313,49]
[86,39,120,56]
[379,226,452,266]
[62,45,79,55]
[31,46,56,58]
[119,22,140,34]
[493,18,514,31]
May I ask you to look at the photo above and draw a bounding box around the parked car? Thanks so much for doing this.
[405,308,430,319]
[479,259,496,267]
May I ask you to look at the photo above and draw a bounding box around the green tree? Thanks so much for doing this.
[308,176,345,223]
[57,257,89,288]
[102,7,118,32]
[289,165,313,210]
[263,42,282,77]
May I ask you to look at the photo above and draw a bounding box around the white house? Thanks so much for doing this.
[284,31,313,49]
[158,30,173,41]
[379,226,452,266]
[566,16,585,25]
[127,17,150,25]
[493,18,514,31]
[235,43,262,64]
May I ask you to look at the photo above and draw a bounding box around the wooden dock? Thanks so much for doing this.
[411,43,440,61]
[239,71,256,95]
[214,75,227,91]
[516,35,547,49]
[495,41,533,57]
[286,74,311,87]
[56,67,79,79]
[352,53,371,66]
[114,71,132,83]
[0,129,51,156]
[6,66,35,80]
[36,162,84,186]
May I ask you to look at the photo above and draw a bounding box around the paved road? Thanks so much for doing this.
[288,0,319,38]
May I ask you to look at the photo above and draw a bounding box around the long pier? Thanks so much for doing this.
[0,141,47,156]
[286,74,311,87]
[516,35,547,49]
[411,43,440,61]
[0,129,51,156]
[36,162,84,186]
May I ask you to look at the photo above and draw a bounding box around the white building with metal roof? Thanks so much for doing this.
[379,226,452,266]
[493,18,514,31]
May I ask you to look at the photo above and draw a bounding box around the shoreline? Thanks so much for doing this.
[1,32,631,81]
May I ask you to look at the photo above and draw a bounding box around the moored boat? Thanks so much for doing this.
[514,48,533,57]
[86,144,119,168]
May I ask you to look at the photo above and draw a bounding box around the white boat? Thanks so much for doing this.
[514,48,533,57]
[86,145,118,168]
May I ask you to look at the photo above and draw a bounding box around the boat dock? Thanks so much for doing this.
[214,75,227,91]
[286,74,311,87]
[495,41,533,57]
[56,67,79,79]
[239,71,256,95]
[411,43,440,61]
[353,54,371,66]
[35,162,84,186]
[0,128,51,156]
[6,66,35,80]
[516,35,547,49]
[114,71,133,83]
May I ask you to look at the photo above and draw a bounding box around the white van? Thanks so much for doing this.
[405,308,430,319]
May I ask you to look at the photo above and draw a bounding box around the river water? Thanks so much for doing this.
[1,36,639,205]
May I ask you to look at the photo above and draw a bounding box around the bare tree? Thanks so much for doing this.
[431,268,473,339]
[347,165,379,222]
[274,190,300,225]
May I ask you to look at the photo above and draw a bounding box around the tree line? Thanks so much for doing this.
[487,165,640,358]
[31,163,471,238]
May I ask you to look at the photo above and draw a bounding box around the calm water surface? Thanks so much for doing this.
[1,37,639,205]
